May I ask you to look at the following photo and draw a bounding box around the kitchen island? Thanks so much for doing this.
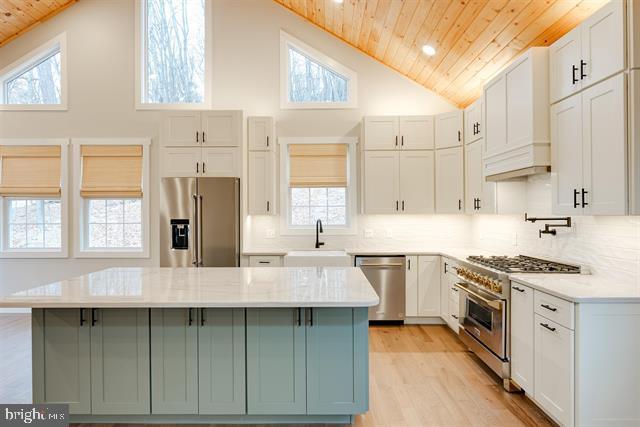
[0,267,379,425]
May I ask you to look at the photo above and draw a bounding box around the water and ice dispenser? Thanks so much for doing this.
[170,219,190,250]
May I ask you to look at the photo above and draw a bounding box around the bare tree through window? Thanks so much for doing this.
[144,0,205,104]
[288,47,348,103]
[5,50,61,105]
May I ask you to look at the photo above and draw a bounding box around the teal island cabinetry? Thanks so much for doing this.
[3,267,378,424]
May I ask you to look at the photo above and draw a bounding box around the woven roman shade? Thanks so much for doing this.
[289,144,347,188]
[80,145,143,198]
[0,145,61,196]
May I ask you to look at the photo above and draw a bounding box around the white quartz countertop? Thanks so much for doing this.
[509,273,640,303]
[0,267,380,308]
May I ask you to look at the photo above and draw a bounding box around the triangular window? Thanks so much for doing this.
[281,31,357,109]
[0,34,66,110]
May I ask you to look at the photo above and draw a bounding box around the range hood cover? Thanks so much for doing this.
[485,166,550,182]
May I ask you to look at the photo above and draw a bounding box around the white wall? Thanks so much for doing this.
[0,0,456,295]
[471,174,640,282]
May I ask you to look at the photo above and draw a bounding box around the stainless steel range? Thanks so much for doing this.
[454,255,581,391]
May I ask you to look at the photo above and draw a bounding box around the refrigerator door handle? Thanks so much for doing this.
[192,194,198,266]
[198,194,204,266]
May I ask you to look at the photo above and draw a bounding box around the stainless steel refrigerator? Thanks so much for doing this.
[160,177,240,267]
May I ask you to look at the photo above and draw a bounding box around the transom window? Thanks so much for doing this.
[7,199,61,249]
[86,199,142,249]
[280,31,357,109]
[137,0,210,107]
[0,34,66,110]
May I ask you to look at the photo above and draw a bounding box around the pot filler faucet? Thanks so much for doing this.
[315,219,325,249]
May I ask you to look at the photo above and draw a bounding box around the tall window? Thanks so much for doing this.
[0,34,67,110]
[283,141,357,233]
[0,141,68,257]
[137,0,210,108]
[280,31,357,109]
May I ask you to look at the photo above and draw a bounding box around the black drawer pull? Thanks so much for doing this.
[541,303,557,312]
[79,308,86,326]
[188,308,193,326]
[512,286,525,293]
[540,323,556,332]
[91,308,98,326]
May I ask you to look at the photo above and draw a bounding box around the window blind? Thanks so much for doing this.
[289,144,347,188]
[80,145,143,198]
[0,145,61,196]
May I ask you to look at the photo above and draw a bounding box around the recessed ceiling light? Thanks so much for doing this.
[422,44,436,56]
[333,0,344,3]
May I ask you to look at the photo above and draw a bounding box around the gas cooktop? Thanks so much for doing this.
[466,255,581,274]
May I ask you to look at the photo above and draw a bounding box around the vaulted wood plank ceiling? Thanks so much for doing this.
[274,0,608,107]
[0,0,77,49]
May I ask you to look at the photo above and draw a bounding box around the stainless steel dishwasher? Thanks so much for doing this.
[355,256,406,322]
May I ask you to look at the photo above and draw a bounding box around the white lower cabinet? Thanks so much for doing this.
[510,282,534,394]
[439,258,459,333]
[417,256,440,317]
[435,146,464,214]
[534,314,574,427]
[405,256,419,317]
[248,256,282,267]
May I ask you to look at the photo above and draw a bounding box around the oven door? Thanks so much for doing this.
[455,282,506,359]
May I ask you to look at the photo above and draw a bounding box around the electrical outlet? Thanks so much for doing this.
[266,229,276,238]
[384,229,393,238]
[364,229,374,238]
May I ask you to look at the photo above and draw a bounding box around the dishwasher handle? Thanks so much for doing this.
[358,262,404,267]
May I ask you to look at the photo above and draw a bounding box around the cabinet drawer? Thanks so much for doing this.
[534,290,574,330]
[249,256,282,267]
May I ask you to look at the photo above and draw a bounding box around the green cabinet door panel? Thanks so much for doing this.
[150,308,198,414]
[90,308,150,415]
[246,308,306,415]
[198,308,246,415]
[32,309,91,414]
[306,307,369,415]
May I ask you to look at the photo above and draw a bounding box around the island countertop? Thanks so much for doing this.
[0,267,380,308]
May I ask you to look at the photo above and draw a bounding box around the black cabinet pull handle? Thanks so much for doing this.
[476,122,480,134]
[258,261,270,264]
[581,188,588,207]
[395,135,398,146]
[188,308,193,326]
[458,199,462,210]
[402,200,405,211]
[308,308,313,326]
[512,286,525,293]
[541,304,557,312]
[196,131,199,143]
[202,162,206,174]
[91,308,98,326]
[296,308,301,326]
[396,201,399,211]
[266,136,269,147]
[476,198,481,210]
[266,201,270,212]
[580,60,587,79]
[80,308,86,326]
[196,162,199,174]
[200,308,205,326]
[473,198,477,210]
[572,65,578,84]
[573,189,579,208]
[444,262,448,274]
[202,132,205,143]
[540,323,556,332]
[458,130,461,142]
[401,135,404,146]
[408,259,411,270]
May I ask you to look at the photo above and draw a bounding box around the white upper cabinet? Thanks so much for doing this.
[435,110,463,149]
[163,112,201,146]
[581,73,627,215]
[201,111,241,147]
[549,27,582,104]
[363,117,399,150]
[435,146,464,214]
[465,140,495,214]
[398,116,434,150]
[483,48,549,179]
[551,93,583,215]
[464,98,483,144]
[161,147,202,177]
[201,147,241,177]
[399,151,435,214]
[550,1,625,104]
[363,151,399,214]
[417,256,440,317]
[363,116,434,150]
[248,151,276,215]
[552,74,627,215]
[580,0,625,89]
[248,117,274,151]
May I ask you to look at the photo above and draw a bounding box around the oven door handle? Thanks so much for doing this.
[454,283,503,310]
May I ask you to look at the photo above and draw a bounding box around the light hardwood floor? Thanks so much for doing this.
[0,314,554,427]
